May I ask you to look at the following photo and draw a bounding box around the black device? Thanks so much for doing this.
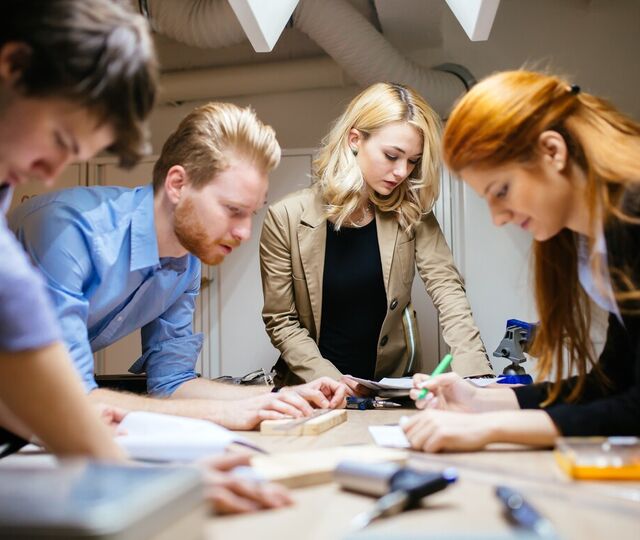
[335,461,457,529]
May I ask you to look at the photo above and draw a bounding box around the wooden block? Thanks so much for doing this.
[260,409,347,436]
[250,445,408,488]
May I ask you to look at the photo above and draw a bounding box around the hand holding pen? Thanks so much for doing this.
[409,354,481,412]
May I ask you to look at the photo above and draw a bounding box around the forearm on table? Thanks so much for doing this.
[0,343,125,460]
[472,386,521,412]
[481,409,560,447]
[90,386,252,424]
[171,378,270,399]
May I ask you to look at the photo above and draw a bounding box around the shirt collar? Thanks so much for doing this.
[129,184,190,274]
[130,184,160,271]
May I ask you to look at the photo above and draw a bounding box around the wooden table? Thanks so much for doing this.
[207,409,640,540]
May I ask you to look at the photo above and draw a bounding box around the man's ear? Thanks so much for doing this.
[164,165,188,204]
[0,42,32,87]
[538,130,569,172]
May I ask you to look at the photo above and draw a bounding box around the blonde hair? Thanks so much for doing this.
[443,69,640,404]
[313,82,441,231]
[153,102,280,191]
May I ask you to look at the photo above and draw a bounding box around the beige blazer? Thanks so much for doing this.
[260,187,492,386]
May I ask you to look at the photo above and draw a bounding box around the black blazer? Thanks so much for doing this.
[514,191,640,436]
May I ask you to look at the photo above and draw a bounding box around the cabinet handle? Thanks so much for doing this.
[200,276,212,289]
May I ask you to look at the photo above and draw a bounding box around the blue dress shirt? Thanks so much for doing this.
[9,184,203,396]
[0,184,61,352]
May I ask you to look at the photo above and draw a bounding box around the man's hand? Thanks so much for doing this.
[94,403,129,435]
[214,391,318,430]
[197,453,293,514]
[284,377,348,408]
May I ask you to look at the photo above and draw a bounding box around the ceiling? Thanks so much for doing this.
[150,0,445,73]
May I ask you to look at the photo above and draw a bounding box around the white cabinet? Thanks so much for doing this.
[214,151,314,377]
[8,163,86,214]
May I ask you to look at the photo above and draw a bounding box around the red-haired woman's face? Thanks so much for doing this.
[460,160,578,241]
[459,130,590,241]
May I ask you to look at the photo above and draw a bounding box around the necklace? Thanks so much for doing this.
[353,202,373,226]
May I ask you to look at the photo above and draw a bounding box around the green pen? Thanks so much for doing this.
[417,353,453,400]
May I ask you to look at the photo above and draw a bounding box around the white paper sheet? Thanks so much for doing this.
[368,425,410,448]
[115,411,252,462]
[467,377,504,387]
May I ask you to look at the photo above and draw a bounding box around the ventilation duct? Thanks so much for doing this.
[144,0,470,116]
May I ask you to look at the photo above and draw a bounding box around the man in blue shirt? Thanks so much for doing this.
[0,0,156,459]
[11,102,347,430]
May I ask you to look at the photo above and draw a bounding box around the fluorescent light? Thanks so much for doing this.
[444,0,501,41]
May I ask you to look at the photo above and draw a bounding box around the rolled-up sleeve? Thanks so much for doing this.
[131,270,203,396]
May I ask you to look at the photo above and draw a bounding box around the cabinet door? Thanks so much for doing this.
[216,152,313,377]
[8,163,86,214]
[90,157,207,377]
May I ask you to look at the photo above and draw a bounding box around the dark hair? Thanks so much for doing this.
[1,0,158,168]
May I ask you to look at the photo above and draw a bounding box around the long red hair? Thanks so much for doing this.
[443,70,640,403]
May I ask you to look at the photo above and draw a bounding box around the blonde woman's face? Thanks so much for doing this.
[351,121,423,196]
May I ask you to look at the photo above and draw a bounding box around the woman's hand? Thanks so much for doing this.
[197,453,293,514]
[410,372,480,412]
[402,410,494,452]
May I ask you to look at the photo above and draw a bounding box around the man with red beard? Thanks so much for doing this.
[9,102,346,429]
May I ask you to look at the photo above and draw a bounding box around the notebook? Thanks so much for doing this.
[115,411,262,462]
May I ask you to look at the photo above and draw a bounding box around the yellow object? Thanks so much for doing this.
[554,436,640,480]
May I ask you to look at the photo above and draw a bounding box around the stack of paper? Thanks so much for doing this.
[115,411,257,462]
[343,376,414,397]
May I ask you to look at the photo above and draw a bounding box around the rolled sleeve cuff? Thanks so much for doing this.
[129,333,203,397]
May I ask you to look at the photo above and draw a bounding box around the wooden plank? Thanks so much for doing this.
[259,409,347,436]
[250,445,408,488]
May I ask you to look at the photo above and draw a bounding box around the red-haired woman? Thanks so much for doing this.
[403,70,640,452]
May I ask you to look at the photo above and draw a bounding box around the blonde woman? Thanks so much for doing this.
[260,82,492,391]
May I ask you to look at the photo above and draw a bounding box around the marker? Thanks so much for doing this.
[495,485,557,538]
[417,353,453,400]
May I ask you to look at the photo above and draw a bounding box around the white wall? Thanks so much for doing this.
[143,0,638,375]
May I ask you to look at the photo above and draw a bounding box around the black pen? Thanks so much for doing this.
[495,485,558,539]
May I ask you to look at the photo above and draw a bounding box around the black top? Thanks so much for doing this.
[318,219,387,379]
[515,189,640,436]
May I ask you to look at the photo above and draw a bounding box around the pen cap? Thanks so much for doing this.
[334,461,401,497]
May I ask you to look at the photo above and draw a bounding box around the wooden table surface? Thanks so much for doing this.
[207,409,640,540]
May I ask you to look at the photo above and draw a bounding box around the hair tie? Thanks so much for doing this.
[569,84,581,95]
